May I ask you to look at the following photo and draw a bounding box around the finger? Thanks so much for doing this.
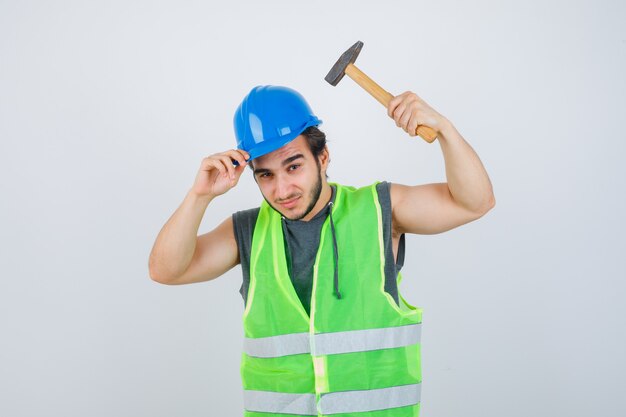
[203,157,226,177]
[405,91,418,102]
[230,154,250,185]
[227,150,249,167]
[399,107,413,132]
[387,95,404,118]
[407,113,420,137]
[219,149,249,168]
[232,163,247,181]
[206,154,231,175]
[217,155,236,179]
[237,149,251,163]
[392,102,407,127]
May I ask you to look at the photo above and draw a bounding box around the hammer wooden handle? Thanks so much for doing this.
[345,63,438,143]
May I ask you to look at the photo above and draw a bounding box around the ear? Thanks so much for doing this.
[318,146,330,169]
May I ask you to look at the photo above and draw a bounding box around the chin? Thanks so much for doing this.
[282,210,306,221]
[268,203,303,220]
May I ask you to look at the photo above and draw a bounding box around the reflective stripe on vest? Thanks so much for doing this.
[313,323,421,356]
[243,390,317,415]
[244,383,421,415]
[243,332,310,358]
[244,324,421,358]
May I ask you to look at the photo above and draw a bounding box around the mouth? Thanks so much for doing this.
[278,196,300,209]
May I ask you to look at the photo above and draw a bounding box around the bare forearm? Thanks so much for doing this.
[149,190,213,281]
[437,121,495,213]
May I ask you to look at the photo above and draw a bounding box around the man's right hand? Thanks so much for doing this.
[191,149,250,199]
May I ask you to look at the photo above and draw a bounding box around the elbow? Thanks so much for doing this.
[148,257,178,285]
[148,255,162,283]
[486,193,496,210]
[478,193,496,215]
[469,193,495,218]
[148,265,167,285]
[150,270,179,286]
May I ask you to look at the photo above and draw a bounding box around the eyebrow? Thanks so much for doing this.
[282,154,304,166]
[253,154,304,175]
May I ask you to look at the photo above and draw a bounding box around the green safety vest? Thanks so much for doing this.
[241,182,423,416]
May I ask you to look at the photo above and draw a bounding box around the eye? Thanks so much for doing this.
[257,172,272,179]
[288,164,300,172]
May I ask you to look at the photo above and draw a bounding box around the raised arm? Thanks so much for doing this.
[387,91,495,235]
[148,149,249,285]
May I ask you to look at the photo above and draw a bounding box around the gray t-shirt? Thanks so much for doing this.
[232,181,405,315]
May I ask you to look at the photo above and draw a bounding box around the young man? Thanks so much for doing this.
[149,85,495,416]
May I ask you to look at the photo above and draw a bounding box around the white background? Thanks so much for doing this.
[1,1,625,416]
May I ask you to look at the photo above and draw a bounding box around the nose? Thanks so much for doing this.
[275,174,293,200]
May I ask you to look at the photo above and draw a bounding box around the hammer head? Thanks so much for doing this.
[325,40,363,86]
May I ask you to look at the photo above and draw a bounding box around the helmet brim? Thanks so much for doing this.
[242,119,322,161]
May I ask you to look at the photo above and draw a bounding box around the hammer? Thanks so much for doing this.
[325,41,438,143]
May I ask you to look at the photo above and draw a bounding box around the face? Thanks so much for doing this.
[251,135,329,221]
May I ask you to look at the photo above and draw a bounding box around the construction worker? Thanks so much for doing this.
[149,85,495,416]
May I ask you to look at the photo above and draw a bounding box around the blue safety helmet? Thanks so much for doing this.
[233,85,322,161]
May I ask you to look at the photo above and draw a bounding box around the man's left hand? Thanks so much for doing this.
[387,91,449,137]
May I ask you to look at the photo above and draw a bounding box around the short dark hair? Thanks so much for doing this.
[301,125,327,159]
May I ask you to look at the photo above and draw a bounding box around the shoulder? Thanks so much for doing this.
[232,207,260,244]
[376,181,391,200]
[333,182,392,214]
[233,207,260,224]
[342,181,392,222]
[336,181,390,199]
